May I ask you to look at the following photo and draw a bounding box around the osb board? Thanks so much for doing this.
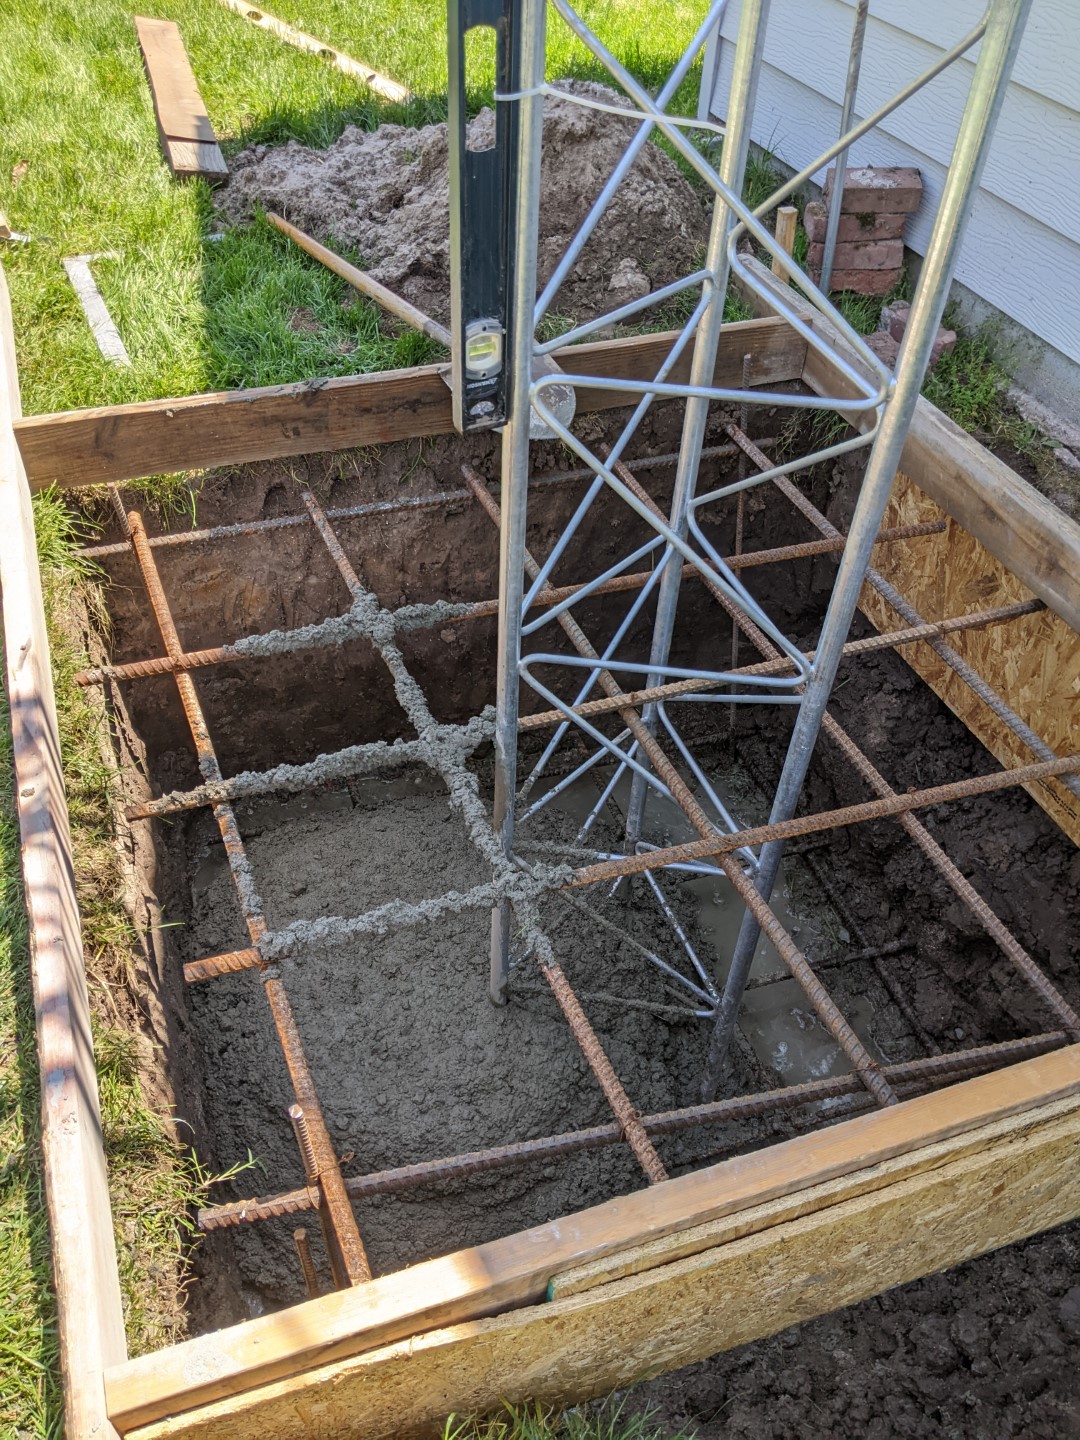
[861,471,1080,846]
[124,1093,1080,1439]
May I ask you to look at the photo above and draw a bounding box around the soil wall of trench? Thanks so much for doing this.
[88,402,1080,1435]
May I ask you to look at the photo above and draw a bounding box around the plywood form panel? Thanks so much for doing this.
[123,1092,1080,1440]
[859,472,1080,845]
[105,1047,1080,1432]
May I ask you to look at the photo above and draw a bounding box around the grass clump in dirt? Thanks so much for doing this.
[444,1399,693,1440]
[922,323,1079,515]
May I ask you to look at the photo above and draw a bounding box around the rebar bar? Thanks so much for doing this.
[467,462,897,1110]
[568,752,1080,887]
[196,1030,1072,1231]
[292,1228,321,1299]
[117,496,372,1287]
[76,519,948,689]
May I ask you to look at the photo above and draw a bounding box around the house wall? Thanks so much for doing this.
[701,0,1080,403]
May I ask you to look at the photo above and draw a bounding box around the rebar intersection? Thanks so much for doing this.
[99,435,1078,1295]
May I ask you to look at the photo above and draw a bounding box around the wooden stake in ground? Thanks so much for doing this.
[215,0,409,104]
[134,16,228,182]
[771,204,798,278]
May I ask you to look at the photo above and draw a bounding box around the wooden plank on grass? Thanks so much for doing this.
[134,16,228,181]
[216,0,409,104]
[105,1046,1080,1432]
[13,316,805,490]
[0,267,127,1437]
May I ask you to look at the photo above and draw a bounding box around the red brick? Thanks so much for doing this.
[807,239,904,271]
[803,200,908,245]
[823,165,922,214]
[809,265,904,297]
[865,331,899,369]
[881,299,912,342]
[879,299,957,367]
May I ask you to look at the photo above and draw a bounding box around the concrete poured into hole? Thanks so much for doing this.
[185,769,683,1308]
[88,412,1080,1368]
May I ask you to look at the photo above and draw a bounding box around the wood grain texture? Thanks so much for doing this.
[104,1046,1080,1432]
[13,317,804,490]
[860,471,1080,845]
[134,17,228,180]
[124,1092,1080,1440]
[710,26,1080,365]
[0,269,126,1435]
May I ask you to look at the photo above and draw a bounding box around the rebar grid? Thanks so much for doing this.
[105,438,1076,1288]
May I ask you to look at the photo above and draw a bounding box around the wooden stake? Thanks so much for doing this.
[216,0,409,103]
[771,204,799,277]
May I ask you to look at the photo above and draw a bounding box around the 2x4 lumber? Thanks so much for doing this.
[0,270,127,1435]
[134,17,228,181]
[13,316,804,491]
[735,255,1080,635]
[122,1085,1080,1440]
[105,1045,1080,1432]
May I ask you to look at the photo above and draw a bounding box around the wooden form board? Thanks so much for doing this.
[105,1046,1080,1432]
[134,17,228,181]
[12,316,804,491]
[0,272,127,1434]
[862,471,1080,846]
[121,1073,1080,1438]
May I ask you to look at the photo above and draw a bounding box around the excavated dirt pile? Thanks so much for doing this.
[220,81,709,325]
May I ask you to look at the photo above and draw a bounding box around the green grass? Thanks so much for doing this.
[444,1400,693,1440]
[1,498,260,1434]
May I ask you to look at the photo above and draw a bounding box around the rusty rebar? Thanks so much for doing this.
[119,498,371,1286]
[293,1228,321,1299]
[568,751,1080,887]
[720,421,1080,1036]
[541,959,668,1184]
[196,1030,1073,1231]
[466,461,898,1110]
[517,598,1042,733]
[74,520,947,688]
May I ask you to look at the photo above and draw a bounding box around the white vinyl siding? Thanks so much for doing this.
[704,0,1080,366]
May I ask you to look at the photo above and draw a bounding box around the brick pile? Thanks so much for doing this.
[805,164,922,296]
[863,298,957,372]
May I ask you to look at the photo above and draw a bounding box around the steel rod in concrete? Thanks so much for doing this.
[117,498,372,1286]
[196,1031,1071,1231]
